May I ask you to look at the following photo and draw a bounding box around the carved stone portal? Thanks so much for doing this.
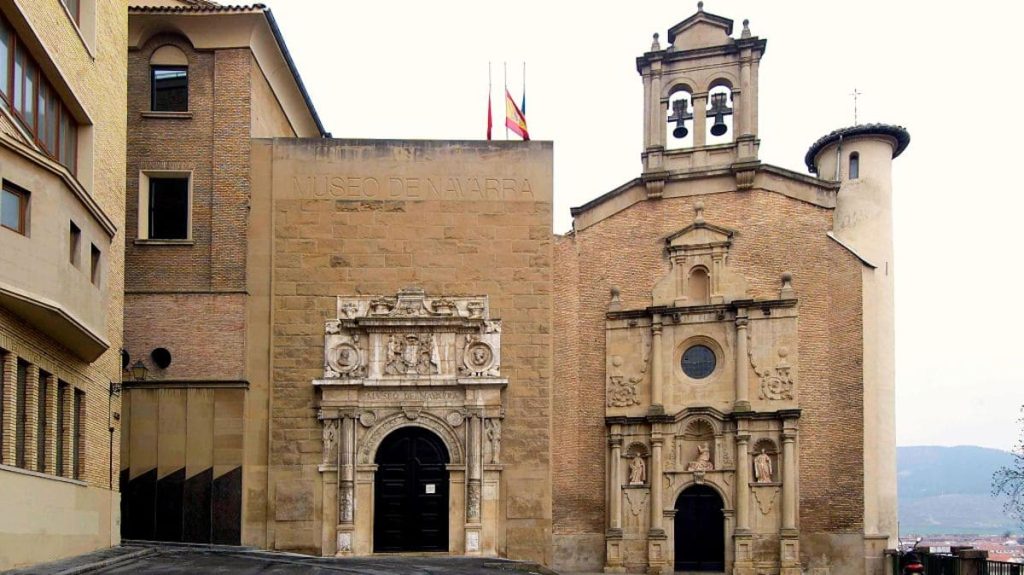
[314,288,507,557]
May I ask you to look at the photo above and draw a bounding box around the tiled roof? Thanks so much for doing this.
[804,123,911,173]
[129,3,265,14]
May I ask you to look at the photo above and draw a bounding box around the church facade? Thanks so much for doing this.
[117,3,907,575]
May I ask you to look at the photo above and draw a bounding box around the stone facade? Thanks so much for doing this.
[0,0,128,569]
[114,4,905,575]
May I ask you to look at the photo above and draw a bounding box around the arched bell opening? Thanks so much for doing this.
[372,426,451,552]
[687,265,710,304]
[667,86,694,150]
[674,484,726,572]
[705,85,734,145]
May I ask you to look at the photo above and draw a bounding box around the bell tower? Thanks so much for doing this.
[636,2,766,194]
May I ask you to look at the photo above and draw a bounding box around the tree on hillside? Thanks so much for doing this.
[993,411,1024,526]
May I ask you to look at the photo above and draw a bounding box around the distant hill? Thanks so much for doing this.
[899,445,1018,535]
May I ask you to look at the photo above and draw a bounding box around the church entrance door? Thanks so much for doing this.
[674,484,725,571]
[373,426,450,552]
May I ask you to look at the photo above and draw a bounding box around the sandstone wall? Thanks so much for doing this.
[250,138,554,560]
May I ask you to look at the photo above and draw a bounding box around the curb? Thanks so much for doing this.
[50,547,157,575]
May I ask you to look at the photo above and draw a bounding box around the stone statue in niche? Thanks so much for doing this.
[322,419,338,465]
[687,442,714,472]
[629,453,646,485]
[754,449,774,483]
[485,418,502,464]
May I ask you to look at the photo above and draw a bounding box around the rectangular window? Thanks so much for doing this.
[15,360,26,468]
[55,382,65,476]
[60,0,80,24]
[73,389,84,480]
[151,66,188,112]
[0,14,78,174]
[90,244,100,286]
[0,17,9,98]
[148,177,189,239]
[1,183,28,234]
[37,371,48,472]
[69,221,80,266]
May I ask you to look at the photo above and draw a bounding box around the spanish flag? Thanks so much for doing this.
[505,89,529,141]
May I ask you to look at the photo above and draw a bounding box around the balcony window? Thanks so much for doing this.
[90,244,100,286]
[0,14,79,174]
[1,183,28,235]
[60,0,81,24]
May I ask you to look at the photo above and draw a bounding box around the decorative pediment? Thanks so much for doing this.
[666,4,734,50]
[665,221,735,253]
[653,202,748,306]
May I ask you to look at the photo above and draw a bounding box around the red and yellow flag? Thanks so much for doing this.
[505,89,529,140]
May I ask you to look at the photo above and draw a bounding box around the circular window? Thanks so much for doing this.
[681,345,716,379]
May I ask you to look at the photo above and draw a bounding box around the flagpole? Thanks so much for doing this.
[487,61,492,140]
[504,61,508,140]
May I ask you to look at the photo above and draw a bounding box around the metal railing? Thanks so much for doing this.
[925,553,961,575]
[986,561,1024,575]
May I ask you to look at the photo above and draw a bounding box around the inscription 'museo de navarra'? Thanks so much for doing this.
[293,175,535,201]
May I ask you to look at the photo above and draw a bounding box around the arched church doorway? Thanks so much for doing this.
[674,484,725,572]
[373,426,450,552]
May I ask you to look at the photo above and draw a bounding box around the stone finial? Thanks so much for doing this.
[609,286,622,312]
[651,32,661,52]
[780,271,795,299]
[693,201,705,225]
[741,19,751,38]
[697,1,704,11]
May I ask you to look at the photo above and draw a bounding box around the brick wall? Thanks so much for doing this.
[552,188,865,538]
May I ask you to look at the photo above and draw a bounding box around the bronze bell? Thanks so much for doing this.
[710,113,727,137]
[669,97,692,139]
[708,92,731,137]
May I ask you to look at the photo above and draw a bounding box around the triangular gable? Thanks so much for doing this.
[665,221,735,250]
[666,8,734,50]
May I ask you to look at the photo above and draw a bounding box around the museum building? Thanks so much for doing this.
[115,2,909,575]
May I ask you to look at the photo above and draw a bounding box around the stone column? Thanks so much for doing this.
[735,434,750,531]
[468,413,482,522]
[650,433,664,532]
[781,430,797,531]
[609,426,623,530]
[693,94,708,148]
[734,313,750,411]
[651,69,663,148]
[739,57,751,136]
[643,72,653,149]
[339,416,354,523]
[651,315,664,411]
[1,351,16,466]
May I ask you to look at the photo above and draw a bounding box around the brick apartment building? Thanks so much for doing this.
[0,0,128,569]
[113,3,909,575]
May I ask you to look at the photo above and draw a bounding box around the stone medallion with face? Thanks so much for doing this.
[464,342,494,372]
[328,342,361,375]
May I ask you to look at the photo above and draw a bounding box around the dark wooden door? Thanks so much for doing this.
[373,427,450,552]
[675,484,725,571]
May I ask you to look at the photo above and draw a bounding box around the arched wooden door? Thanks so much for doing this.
[674,484,725,571]
[373,426,450,552]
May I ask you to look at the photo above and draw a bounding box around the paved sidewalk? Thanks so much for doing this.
[3,543,560,575]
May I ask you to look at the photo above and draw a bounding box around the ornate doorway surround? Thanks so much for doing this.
[314,288,506,556]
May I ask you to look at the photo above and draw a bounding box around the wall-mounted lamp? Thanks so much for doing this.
[130,360,149,382]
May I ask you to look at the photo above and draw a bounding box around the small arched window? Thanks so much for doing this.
[849,152,860,179]
[150,45,189,112]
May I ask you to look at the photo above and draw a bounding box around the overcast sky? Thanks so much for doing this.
[261,0,1024,451]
